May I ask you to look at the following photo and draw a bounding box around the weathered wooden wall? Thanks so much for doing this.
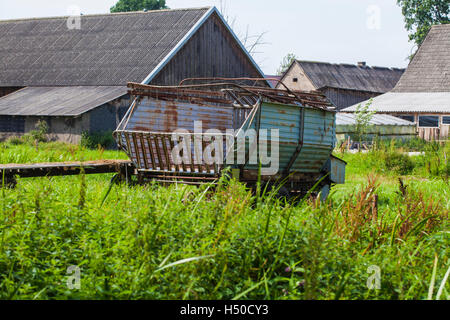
[151,12,263,86]
[0,115,88,144]
[320,87,381,111]
[419,125,449,141]
[89,96,131,134]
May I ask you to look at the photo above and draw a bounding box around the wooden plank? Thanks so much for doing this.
[139,133,149,170]
[0,160,134,179]
[146,135,156,170]
[153,135,164,171]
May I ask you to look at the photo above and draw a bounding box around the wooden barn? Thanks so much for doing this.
[0,7,266,143]
[344,24,450,141]
[277,60,404,110]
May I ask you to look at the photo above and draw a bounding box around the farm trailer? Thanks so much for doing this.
[113,79,346,199]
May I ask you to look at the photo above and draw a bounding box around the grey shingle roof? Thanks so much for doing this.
[297,61,404,93]
[0,86,127,116]
[393,24,450,92]
[0,8,209,86]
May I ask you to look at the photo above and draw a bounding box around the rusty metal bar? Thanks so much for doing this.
[174,78,330,108]
[159,134,171,171]
[124,133,134,167]
[128,90,232,105]
[128,83,227,97]
[158,135,167,171]
[139,133,149,170]
[131,133,142,169]
[153,135,163,171]
[146,135,156,170]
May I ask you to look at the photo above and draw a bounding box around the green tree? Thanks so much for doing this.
[277,53,297,76]
[397,0,449,46]
[110,0,168,13]
[354,99,376,151]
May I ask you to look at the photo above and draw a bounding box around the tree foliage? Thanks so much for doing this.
[276,53,297,76]
[354,99,376,150]
[397,0,449,46]
[218,0,268,57]
[110,0,168,13]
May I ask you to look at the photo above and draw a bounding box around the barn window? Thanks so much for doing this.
[397,115,415,122]
[293,78,298,82]
[0,116,25,132]
[443,116,450,125]
[418,116,439,128]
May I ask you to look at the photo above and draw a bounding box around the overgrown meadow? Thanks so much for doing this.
[0,140,448,300]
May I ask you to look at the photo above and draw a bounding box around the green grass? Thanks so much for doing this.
[0,141,449,300]
[0,141,128,164]
[339,140,450,179]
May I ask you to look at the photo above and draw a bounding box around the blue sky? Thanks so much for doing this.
[0,0,414,74]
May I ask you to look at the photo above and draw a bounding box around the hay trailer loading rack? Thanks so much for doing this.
[113,78,346,199]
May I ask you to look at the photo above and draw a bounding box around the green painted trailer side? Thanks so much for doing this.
[242,101,338,177]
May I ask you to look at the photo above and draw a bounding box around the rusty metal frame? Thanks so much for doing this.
[176,77,334,109]
[114,130,235,176]
[126,80,334,111]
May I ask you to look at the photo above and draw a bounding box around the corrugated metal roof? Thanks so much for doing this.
[336,113,415,126]
[393,24,450,93]
[0,8,210,86]
[297,60,404,93]
[0,86,127,116]
[343,92,450,114]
